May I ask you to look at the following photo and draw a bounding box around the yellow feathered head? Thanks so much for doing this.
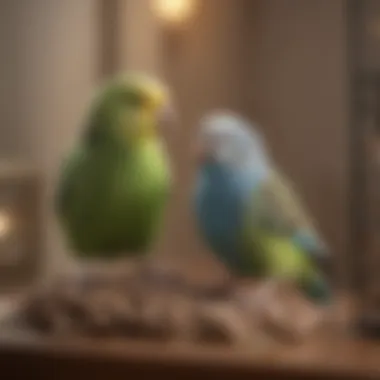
[88,72,175,145]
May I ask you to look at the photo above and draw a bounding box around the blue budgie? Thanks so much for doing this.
[193,110,332,305]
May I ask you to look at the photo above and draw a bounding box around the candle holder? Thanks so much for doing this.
[0,162,42,291]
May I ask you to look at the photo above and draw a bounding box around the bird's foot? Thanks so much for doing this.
[135,262,186,292]
[193,277,237,301]
[56,269,107,293]
[63,260,132,292]
[233,279,327,341]
[234,279,282,316]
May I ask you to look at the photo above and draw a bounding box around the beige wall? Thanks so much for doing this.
[117,0,163,74]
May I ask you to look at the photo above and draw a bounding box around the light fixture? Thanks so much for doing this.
[0,162,42,288]
[0,211,12,240]
[151,0,197,27]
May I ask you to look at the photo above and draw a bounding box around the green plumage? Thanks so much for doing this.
[242,169,331,303]
[55,73,172,259]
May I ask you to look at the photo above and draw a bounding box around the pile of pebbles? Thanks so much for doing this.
[17,270,327,345]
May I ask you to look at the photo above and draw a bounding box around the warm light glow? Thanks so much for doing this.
[152,0,196,25]
[0,211,12,239]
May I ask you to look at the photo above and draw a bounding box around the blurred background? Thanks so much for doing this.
[0,0,377,298]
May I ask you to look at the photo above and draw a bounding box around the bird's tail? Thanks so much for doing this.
[300,274,332,305]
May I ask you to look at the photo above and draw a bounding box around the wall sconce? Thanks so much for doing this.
[151,0,197,28]
[0,211,12,240]
[0,163,42,290]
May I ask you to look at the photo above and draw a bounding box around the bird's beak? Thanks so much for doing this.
[147,84,167,110]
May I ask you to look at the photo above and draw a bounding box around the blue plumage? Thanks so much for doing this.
[195,161,261,272]
[193,111,270,274]
[192,110,332,305]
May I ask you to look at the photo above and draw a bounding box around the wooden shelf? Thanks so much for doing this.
[0,320,379,379]
[0,291,376,379]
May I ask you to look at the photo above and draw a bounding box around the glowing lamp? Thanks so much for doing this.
[0,211,11,240]
[151,0,197,27]
[0,163,42,289]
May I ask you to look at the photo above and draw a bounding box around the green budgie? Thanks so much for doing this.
[55,72,173,266]
[194,111,332,305]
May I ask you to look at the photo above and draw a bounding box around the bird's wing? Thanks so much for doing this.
[244,168,331,275]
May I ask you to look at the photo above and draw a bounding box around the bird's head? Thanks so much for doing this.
[88,72,175,146]
[195,110,269,172]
